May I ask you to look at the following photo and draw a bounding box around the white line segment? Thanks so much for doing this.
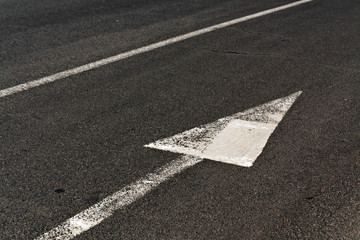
[1,0,312,98]
[36,155,202,240]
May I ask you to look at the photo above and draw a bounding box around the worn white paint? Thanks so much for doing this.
[35,92,301,239]
[1,0,312,98]
[146,91,302,167]
[35,155,202,240]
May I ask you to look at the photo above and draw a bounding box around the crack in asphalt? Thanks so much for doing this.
[207,48,278,56]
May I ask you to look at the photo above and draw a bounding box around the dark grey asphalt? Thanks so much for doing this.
[1,0,359,239]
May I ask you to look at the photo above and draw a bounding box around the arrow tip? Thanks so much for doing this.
[145,91,302,167]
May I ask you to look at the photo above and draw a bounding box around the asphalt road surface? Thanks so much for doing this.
[1,0,359,239]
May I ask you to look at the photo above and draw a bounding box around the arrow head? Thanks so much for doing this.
[145,91,302,167]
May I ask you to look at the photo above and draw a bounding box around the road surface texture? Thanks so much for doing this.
[1,0,359,239]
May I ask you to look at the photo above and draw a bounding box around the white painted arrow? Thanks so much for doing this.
[146,91,302,167]
[36,92,301,240]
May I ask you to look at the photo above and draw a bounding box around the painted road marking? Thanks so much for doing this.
[1,0,313,98]
[146,91,301,167]
[36,155,202,240]
[36,92,301,239]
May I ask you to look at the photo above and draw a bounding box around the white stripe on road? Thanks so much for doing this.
[1,0,312,98]
[36,155,202,240]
